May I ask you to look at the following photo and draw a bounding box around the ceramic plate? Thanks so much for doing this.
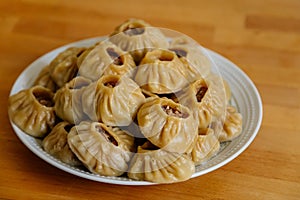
[9,37,263,185]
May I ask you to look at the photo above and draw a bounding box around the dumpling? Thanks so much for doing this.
[217,106,243,142]
[49,47,86,88]
[178,75,227,129]
[137,97,198,153]
[127,143,195,183]
[109,18,169,63]
[42,121,81,166]
[33,65,57,92]
[8,86,56,137]
[67,121,134,176]
[190,128,220,165]
[78,41,136,81]
[54,76,91,124]
[169,36,211,81]
[135,49,188,94]
[82,74,145,126]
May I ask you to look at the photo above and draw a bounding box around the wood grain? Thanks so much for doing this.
[1,0,300,199]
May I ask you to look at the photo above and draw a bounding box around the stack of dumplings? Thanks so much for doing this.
[8,18,243,184]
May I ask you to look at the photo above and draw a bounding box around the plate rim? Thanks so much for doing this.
[8,36,263,186]
[191,49,263,178]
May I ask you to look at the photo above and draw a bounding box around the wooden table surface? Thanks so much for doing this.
[1,0,300,199]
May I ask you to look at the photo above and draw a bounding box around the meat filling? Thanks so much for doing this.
[106,48,123,65]
[95,125,118,146]
[104,80,118,88]
[196,86,208,102]
[124,27,145,36]
[33,90,54,107]
[161,105,189,118]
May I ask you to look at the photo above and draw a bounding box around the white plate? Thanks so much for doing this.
[9,37,263,185]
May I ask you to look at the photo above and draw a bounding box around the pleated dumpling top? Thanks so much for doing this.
[109,18,169,63]
[78,40,136,81]
[68,121,135,176]
[8,86,56,137]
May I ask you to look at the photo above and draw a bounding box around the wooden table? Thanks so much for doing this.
[1,0,300,199]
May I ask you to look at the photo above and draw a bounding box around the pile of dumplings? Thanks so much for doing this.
[8,19,243,184]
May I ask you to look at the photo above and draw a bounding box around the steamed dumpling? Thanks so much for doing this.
[127,143,195,183]
[135,49,188,94]
[109,18,169,63]
[54,76,91,124]
[190,128,220,165]
[49,47,86,88]
[137,97,198,153]
[33,65,57,92]
[78,41,136,81]
[169,36,211,81]
[42,121,81,166]
[178,75,227,129]
[8,86,56,137]
[217,106,243,142]
[67,121,134,176]
[82,74,145,126]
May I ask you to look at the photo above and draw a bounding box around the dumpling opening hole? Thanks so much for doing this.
[196,86,208,102]
[169,48,187,58]
[104,81,118,88]
[158,51,174,62]
[106,48,123,65]
[33,89,54,107]
[95,125,118,146]
[161,105,189,118]
[102,76,120,88]
[64,124,74,133]
[124,26,145,36]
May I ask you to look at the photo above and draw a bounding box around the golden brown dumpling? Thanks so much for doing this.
[78,41,136,81]
[178,75,227,129]
[190,128,220,165]
[82,74,145,126]
[8,86,56,137]
[109,18,169,63]
[67,121,134,176]
[33,65,57,92]
[135,49,188,94]
[42,121,81,166]
[54,76,91,124]
[49,47,86,88]
[137,97,198,153]
[217,106,243,142]
[169,36,211,81]
[127,144,195,183]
